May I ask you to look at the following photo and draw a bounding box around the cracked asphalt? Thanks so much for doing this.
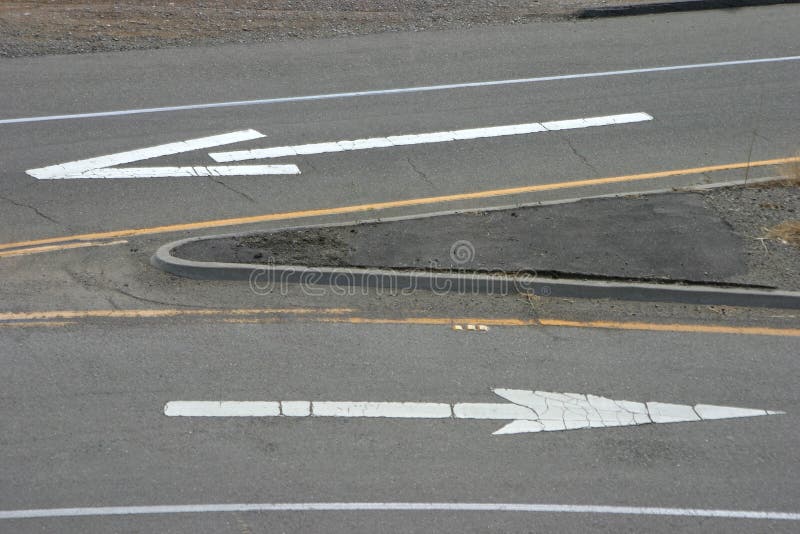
[1,5,799,533]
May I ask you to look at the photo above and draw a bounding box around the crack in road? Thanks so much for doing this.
[206,177,256,204]
[60,264,201,309]
[560,135,599,175]
[108,286,202,309]
[0,193,62,226]
[406,157,436,188]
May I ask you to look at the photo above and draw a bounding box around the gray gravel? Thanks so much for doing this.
[0,0,639,58]
[702,181,800,290]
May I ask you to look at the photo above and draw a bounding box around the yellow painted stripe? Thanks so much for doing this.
[537,318,800,337]
[222,318,282,325]
[0,307,355,322]
[0,321,74,328]
[3,308,798,336]
[224,315,800,337]
[0,156,795,253]
[0,239,128,258]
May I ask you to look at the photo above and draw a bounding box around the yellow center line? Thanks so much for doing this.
[0,321,75,328]
[0,156,795,254]
[2,307,798,336]
[537,318,800,337]
[217,313,800,337]
[0,239,128,258]
[0,307,356,322]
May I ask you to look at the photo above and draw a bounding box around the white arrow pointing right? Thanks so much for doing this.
[488,389,782,435]
[164,389,783,436]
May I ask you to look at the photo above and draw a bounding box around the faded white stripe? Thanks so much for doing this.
[3,55,799,125]
[2,502,798,521]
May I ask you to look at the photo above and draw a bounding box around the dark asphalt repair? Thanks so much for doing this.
[173,188,799,289]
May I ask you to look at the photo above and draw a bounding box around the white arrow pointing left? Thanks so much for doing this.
[26,130,299,180]
[164,389,783,436]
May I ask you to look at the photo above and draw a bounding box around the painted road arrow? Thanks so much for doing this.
[209,112,652,162]
[26,130,300,180]
[27,113,651,180]
[164,389,782,435]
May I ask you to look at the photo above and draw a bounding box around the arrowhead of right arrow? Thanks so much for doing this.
[490,389,783,435]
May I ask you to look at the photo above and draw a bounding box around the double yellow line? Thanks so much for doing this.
[1,307,799,337]
[1,156,795,258]
[0,307,355,329]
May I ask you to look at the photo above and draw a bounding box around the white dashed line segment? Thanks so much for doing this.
[3,55,799,124]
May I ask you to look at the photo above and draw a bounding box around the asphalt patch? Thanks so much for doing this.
[176,192,759,286]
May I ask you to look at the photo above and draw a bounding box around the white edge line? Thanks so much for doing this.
[1,502,798,520]
[3,56,799,125]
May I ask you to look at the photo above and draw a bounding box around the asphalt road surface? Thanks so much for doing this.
[1,5,799,533]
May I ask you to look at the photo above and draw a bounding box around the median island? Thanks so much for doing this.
[171,182,800,292]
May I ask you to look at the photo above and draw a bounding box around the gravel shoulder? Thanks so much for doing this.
[1,0,643,58]
[174,181,800,291]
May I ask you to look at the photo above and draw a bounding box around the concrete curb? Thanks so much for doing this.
[152,233,800,309]
[577,0,798,18]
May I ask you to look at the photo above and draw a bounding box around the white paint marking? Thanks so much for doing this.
[164,389,782,435]
[311,402,452,418]
[26,130,300,180]
[281,401,311,417]
[3,55,799,125]
[646,402,701,424]
[493,420,546,434]
[163,401,279,417]
[69,165,299,179]
[209,113,652,163]
[452,403,535,420]
[694,404,777,420]
[2,502,799,521]
[27,130,264,179]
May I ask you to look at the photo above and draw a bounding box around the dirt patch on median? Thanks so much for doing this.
[1,0,642,57]
[702,181,800,290]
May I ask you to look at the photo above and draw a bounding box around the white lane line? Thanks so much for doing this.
[163,402,280,417]
[2,502,799,521]
[312,402,452,418]
[26,130,300,180]
[3,55,798,125]
[163,389,782,436]
[210,113,652,163]
[72,165,300,179]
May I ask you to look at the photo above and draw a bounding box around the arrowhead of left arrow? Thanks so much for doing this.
[26,130,300,180]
